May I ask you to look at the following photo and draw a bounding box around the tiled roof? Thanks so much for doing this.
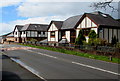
[48,21,63,30]
[21,24,49,31]
[85,11,120,27]
[61,15,82,30]
[6,32,14,37]
[16,25,24,31]
[13,25,24,32]
[53,21,63,29]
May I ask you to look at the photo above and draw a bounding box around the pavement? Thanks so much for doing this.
[1,44,120,81]
[1,52,43,81]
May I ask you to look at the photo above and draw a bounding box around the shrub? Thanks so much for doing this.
[88,30,97,39]
[116,43,120,48]
[30,38,37,42]
[111,36,118,46]
[88,30,97,46]
[75,30,86,45]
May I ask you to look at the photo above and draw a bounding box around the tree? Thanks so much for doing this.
[88,30,97,39]
[90,0,118,12]
[75,30,86,45]
[111,36,118,45]
[88,30,97,46]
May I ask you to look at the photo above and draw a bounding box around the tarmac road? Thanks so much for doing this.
[1,44,120,81]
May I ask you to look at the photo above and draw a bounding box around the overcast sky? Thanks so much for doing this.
[0,0,119,36]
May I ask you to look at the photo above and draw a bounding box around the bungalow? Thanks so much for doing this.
[21,24,48,43]
[75,11,120,43]
[13,25,24,43]
[60,15,82,44]
[6,32,14,42]
[47,21,63,46]
[47,16,82,45]
[1,32,13,43]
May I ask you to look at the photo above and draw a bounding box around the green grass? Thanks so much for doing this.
[19,44,120,64]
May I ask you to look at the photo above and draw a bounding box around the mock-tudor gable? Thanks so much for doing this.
[13,25,23,38]
[48,21,63,44]
[48,23,58,31]
[14,27,19,32]
[13,25,24,32]
[77,17,97,28]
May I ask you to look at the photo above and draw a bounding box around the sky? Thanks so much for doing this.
[0,0,119,36]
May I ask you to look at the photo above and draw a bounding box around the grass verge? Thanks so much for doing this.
[19,44,120,64]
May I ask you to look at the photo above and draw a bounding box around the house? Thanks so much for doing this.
[0,36,3,43]
[47,21,63,46]
[1,32,13,43]
[6,32,14,42]
[21,24,48,43]
[60,15,82,44]
[75,11,120,43]
[47,16,83,45]
[48,11,120,45]
[13,25,24,43]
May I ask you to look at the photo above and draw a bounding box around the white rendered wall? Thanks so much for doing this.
[55,31,58,42]
[21,31,26,37]
[48,32,51,41]
[65,31,70,42]
[91,28,98,34]
[76,29,80,37]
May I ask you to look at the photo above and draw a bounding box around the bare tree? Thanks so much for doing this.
[90,0,118,12]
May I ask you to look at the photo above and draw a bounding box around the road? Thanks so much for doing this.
[1,44,120,81]
[1,54,42,81]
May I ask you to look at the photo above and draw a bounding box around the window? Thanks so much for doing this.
[83,28,91,36]
[15,38,17,41]
[101,14,107,18]
[71,31,76,36]
[71,38,75,43]
[61,31,65,36]
[43,32,45,35]
[99,27,103,32]
[23,31,25,34]
[38,31,41,34]
[34,25,37,28]
[15,32,17,35]
[51,31,55,36]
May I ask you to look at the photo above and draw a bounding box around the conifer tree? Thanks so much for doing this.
[75,30,86,45]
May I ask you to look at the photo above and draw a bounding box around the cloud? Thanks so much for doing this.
[24,0,120,2]
[0,15,69,35]
[17,2,93,17]
[0,0,119,8]
[0,0,23,7]
[17,1,119,18]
